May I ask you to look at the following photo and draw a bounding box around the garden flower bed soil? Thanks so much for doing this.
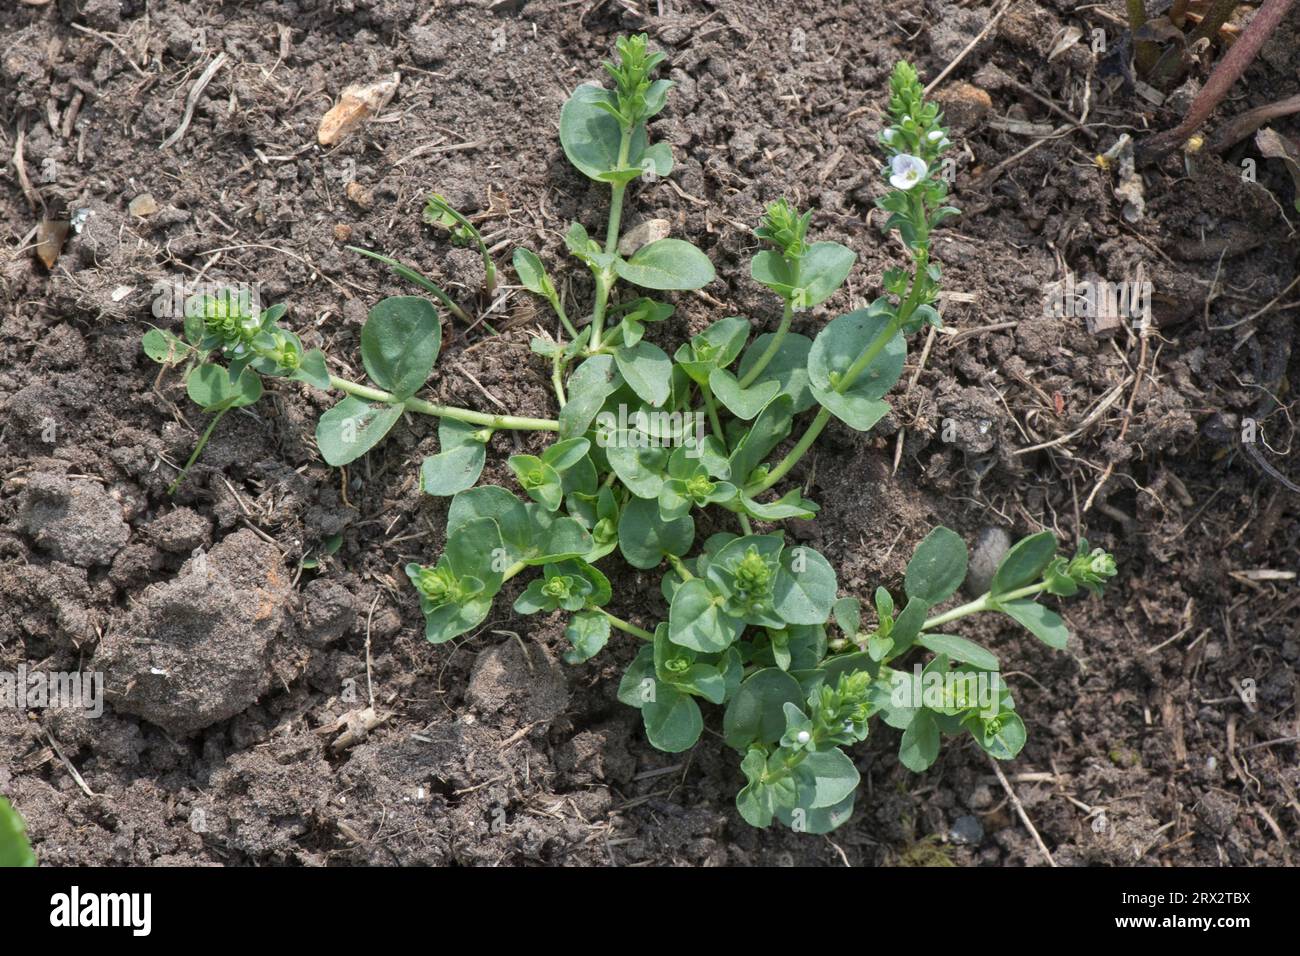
[1,0,1296,865]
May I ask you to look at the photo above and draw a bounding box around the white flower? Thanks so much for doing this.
[889,153,928,190]
[882,128,897,144]
[927,130,944,142]
[796,730,811,745]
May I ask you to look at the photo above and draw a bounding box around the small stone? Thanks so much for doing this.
[128,193,159,218]
[949,814,984,845]
[344,181,373,208]
[965,526,1011,597]
[934,81,993,131]
[333,223,353,242]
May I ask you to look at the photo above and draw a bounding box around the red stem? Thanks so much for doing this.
[1138,0,1297,162]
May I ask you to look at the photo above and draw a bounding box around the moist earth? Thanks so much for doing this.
[1,0,1297,866]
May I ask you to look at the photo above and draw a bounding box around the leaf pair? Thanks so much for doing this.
[317,297,441,466]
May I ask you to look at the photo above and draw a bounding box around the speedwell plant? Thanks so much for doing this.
[142,45,1116,833]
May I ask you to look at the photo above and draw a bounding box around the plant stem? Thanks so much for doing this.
[738,301,793,389]
[747,311,906,495]
[167,407,228,495]
[600,608,655,641]
[699,382,752,534]
[700,382,726,449]
[551,351,567,408]
[921,582,1047,630]
[1140,0,1297,160]
[347,246,472,324]
[745,235,930,497]
[328,375,560,431]
[550,295,578,340]
[666,553,694,581]
[1124,0,1160,77]
[589,129,633,352]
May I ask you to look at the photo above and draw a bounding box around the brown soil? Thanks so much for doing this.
[1,0,1297,866]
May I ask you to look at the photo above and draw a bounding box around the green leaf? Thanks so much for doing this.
[186,364,262,411]
[564,610,611,664]
[359,296,441,400]
[421,444,486,497]
[669,578,744,652]
[807,304,905,430]
[723,668,804,750]
[559,84,648,180]
[773,545,837,626]
[708,367,779,421]
[527,508,595,564]
[776,791,856,834]
[989,531,1058,596]
[292,349,331,389]
[792,241,856,309]
[606,438,670,498]
[446,516,506,589]
[833,597,861,637]
[821,651,879,686]
[541,437,591,472]
[0,797,36,867]
[617,646,658,709]
[419,419,487,497]
[736,780,777,829]
[728,394,793,487]
[615,340,672,407]
[972,712,1026,760]
[615,239,715,291]
[885,596,930,657]
[423,596,493,644]
[899,708,940,772]
[794,747,860,809]
[916,633,999,670]
[143,327,184,364]
[643,684,703,752]
[737,331,816,413]
[560,355,619,439]
[618,496,694,569]
[508,455,564,511]
[998,598,1069,649]
[638,140,673,176]
[738,487,819,521]
[674,316,750,386]
[512,247,553,297]
[904,527,968,605]
[316,396,403,466]
[751,250,797,300]
[447,485,530,564]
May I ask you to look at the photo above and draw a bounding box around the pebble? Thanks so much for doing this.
[128,193,159,217]
[965,526,1011,596]
[949,814,985,845]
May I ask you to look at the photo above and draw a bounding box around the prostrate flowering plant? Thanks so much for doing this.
[141,45,1117,833]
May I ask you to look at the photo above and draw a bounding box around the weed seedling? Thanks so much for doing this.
[140,41,1118,833]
